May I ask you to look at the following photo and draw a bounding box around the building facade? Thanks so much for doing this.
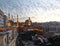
[0,9,7,27]
[3,15,8,27]
[0,9,4,27]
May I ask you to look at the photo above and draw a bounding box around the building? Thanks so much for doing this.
[8,13,12,27]
[0,10,18,46]
[8,14,19,28]
[3,15,8,27]
[25,17,32,26]
[0,9,5,27]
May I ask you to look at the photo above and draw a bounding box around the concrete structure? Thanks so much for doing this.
[7,28,18,46]
[0,9,5,27]
[0,9,7,27]
[0,28,18,46]
[0,32,7,46]
[4,15,8,27]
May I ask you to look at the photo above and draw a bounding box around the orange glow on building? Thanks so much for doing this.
[32,26,43,32]
[0,27,17,30]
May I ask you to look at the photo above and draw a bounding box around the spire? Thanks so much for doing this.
[29,17,30,20]
[17,15,18,22]
[16,15,19,27]
[8,13,11,27]
[28,17,31,21]
[8,13,10,20]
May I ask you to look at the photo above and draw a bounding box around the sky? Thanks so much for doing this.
[0,0,60,22]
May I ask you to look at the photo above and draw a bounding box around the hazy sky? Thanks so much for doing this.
[0,0,60,22]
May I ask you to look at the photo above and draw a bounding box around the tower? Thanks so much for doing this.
[12,15,14,21]
[8,13,10,20]
[16,15,19,27]
[28,17,32,26]
[29,17,30,20]
[7,13,11,27]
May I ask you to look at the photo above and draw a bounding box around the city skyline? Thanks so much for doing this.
[0,0,60,22]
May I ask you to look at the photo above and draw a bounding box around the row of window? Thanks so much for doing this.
[0,15,4,18]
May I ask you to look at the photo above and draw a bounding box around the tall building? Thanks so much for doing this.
[0,10,5,27]
[8,13,12,27]
[3,15,8,27]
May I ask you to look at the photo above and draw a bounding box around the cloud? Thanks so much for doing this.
[0,0,60,22]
